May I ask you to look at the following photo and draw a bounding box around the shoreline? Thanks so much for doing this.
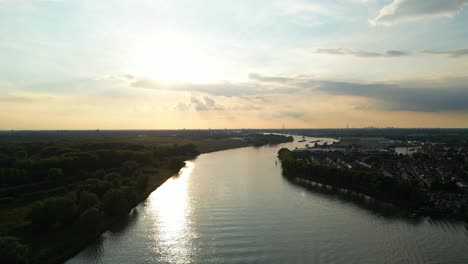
[62,141,289,263]
[56,163,187,264]
[277,148,468,221]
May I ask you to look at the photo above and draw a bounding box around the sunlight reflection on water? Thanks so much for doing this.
[147,161,196,263]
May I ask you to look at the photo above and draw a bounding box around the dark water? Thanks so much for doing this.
[67,136,468,264]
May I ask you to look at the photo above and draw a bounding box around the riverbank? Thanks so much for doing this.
[0,133,293,264]
[44,163,191,264]
[60,135,294,263]
[277,148,426,209]
[68,136,468,264]
[278,147,468,221]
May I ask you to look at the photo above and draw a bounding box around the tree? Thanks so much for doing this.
[102,189,130,217]
[168,158,184,169]
[29,195,77,230]
[136,174,149,191]
[80,178,111,197]
[0,236,29,264]
[14,150,28,160]
[77,191,99,214]
[28,201,49,230]
[121,160,139,177]
[46,195,77,226]
[76,207,104,234]
[47,168,64,181]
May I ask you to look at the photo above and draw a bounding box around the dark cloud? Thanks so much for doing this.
[370,0,468,25]
[422,48,468,57]
[316,79,468,112]
[244,74,468,112]
[315,48,409,58]
[385,50,408,57]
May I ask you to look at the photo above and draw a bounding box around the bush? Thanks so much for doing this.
[0,236,29,264]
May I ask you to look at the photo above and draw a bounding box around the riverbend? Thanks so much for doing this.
[68,136,468,264]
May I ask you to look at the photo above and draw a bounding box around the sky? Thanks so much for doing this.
[1,0,468,129]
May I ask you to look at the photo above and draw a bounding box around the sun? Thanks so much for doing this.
[129,32,221,84]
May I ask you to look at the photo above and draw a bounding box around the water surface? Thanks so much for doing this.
[67,136,468,264]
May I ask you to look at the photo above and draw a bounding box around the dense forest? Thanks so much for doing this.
[0,132,293,264]
[277,148,427,208]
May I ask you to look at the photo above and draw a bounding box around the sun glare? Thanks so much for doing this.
[130,33,220,83]
[147,161,197,263]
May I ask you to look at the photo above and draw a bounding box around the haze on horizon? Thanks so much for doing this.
[1,0,468,129]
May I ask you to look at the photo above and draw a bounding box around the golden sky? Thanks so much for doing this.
[1,0,468,129]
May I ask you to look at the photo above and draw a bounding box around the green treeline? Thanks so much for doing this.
[0,141,199,264]
[248,134,294,146]
[278,148,426,207]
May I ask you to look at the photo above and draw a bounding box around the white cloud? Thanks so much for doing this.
[370,0,468,26]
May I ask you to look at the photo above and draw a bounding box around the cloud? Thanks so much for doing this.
[174,102,190,111]
[370,0,468,26]
[422,48,468,57]
[131,77,299,97]
[174,97,222,111]
[315,78,468,112]
[315,47,468,58]
[248,73,295,83]
[315,48,409,57]
[190,96,222,111]
[129,73,468,113]
[275,110,306,119]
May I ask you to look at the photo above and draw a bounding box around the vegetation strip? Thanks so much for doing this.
[278,148,427,208]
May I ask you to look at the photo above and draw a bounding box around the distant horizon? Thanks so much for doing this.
[2,127,468,131]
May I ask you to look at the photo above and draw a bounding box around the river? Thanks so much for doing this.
[67,136,468,264]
